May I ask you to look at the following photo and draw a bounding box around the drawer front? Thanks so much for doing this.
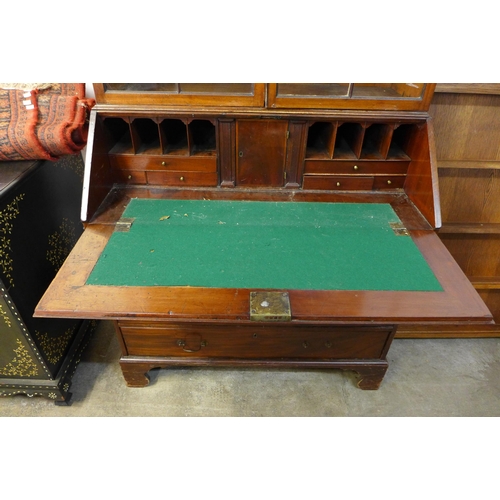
[112,170,148,184]
[373,176,406,189]
[118,321,394,360]
[109,155,217,172]
[146,171,218,186]
[304,160,409,175]
[303,175,374,191]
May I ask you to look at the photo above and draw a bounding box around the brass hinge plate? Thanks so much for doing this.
[115,217,135,232]
[250,291,291,322]
[389,221,410,236]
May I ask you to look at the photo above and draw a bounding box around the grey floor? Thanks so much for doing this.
[1,320,500,417]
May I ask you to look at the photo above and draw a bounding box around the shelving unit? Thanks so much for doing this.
[302,120,413,192]
[398,84,500,338]
[103,116,218,188]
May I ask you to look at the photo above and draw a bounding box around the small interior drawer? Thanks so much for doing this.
[146,171,218,186]
[112,170,148,184]
[302,175,374,191]
[109,155,217,172]
[304,160,410,175]
[373,176,406,189]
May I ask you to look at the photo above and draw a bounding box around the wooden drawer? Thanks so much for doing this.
[304,160,410,175]
[373,176,406,189]
[146,171,218,186]
[112,169,148,184]
[118,321,394,360]
[109,155,217,172]
[303,175,374,191]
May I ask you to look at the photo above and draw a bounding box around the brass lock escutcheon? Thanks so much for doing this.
[176,333,207,352]
[250,291,291,322]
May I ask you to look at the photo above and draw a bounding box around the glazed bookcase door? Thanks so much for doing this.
[94,83,266,107]
[267,83,436,111]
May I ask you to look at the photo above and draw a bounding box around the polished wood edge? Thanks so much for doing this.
[435,84,500,95]
[471,278,500,289]
[438,223,500,235]
[438,160,500,171]
[92,104,431,121]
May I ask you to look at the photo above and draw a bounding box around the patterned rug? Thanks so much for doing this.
[0,83,95,161]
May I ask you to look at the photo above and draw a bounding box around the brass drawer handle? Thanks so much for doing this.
[387,180,392,185]
[353,165,359,170]
[179,176,185,181]
[177,338,207,352]
[161,161,166,166]
[336,182,341,187]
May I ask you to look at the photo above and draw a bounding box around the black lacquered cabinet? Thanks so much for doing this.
[0,156,95,405]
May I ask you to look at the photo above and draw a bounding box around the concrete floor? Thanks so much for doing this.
[1,320,499,416]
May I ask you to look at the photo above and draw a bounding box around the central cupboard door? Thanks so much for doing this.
[236,119,288,187]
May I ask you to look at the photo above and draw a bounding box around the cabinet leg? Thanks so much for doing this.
[119,360,152,388]
[54,392,73,406]
[354,363,388,390]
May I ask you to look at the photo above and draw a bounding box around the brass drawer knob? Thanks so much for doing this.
[180,176,185,181]
[336,182,341,187]
[353,165,359,170]
[387,180,392,185]
[161,161,166,166]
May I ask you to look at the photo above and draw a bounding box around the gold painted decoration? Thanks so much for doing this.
[0,338,39,377]
[55,154,84,178]
[35,326,75,365]
[0,303,11,327]
[0,194,24,287]
[47,218,76,272]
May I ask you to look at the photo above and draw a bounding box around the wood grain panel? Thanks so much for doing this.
[429,93,500,161]
[438,168,500,223]
[439,234,500,278]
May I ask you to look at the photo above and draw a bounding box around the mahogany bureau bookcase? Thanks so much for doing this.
[35,84,493,390]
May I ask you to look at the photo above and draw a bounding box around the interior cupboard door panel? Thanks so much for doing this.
[236,120,288,187]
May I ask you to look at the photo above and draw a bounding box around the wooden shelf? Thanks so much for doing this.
[438,160,500,170]
[438,223,500,234]
[435,84,500,95]
[471,277,500,290]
